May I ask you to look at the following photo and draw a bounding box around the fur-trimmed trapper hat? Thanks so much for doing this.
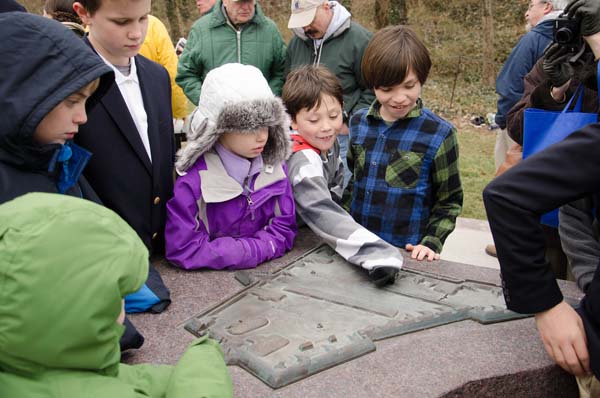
[176,63,291,173]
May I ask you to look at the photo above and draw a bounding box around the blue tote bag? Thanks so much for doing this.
[523,67,600,227]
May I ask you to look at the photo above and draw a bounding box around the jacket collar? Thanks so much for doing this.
[291,133,320,155]
[214,142,263,187]
[538,10,563,25]
[367,98,423,122]
[199,150,285,203]
[96,52,139,85]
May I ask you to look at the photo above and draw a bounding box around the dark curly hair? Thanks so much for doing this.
[44,0,82,24]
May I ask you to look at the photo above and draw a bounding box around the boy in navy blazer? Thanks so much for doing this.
[73,0,173,313]
[73,0,175,254]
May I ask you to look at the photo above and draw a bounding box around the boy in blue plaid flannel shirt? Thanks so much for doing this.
[345,25,463,262]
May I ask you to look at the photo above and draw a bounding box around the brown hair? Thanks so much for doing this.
[45,0,82,23]
[73,0,101,15]
[282,65,344,121]
[361,25,432,89]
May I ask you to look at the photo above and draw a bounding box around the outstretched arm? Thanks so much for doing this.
[288,150,403,270]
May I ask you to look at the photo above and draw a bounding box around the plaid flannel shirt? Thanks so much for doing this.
[345,99,463,252]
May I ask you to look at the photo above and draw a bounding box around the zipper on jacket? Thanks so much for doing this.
[246,194,255,220]
[224,15,242,63]
[243,175,255,220]
[312,41,324,66]
[236,30,241,63]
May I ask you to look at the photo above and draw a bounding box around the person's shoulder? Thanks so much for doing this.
[335,20,371,45]
[136,55,169,78]
[350,107,370,124]
[189,17,204,31]
[289,147,323,167]
[287,34,305,47]
[176,154,207,182]
[521,20,554,43]
[147,14,163,31]
[264,18,283,35]
[532,19,556,35]
[254,10,281,33]
[420,107,456,133]
[191,11,220,31]
[348,20,371,36]
[287,148,325,185]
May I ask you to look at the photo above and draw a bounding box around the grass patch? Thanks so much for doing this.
[456,125,496,220]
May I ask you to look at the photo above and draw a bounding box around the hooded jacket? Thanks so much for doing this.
[0,14,167,349]
[176,0,287,105]
[166,64,296,270]
[0,193,233,397]
[285,1,374,118]
[0,13,113,203]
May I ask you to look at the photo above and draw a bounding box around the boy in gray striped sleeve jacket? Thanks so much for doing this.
[283,65,403,286]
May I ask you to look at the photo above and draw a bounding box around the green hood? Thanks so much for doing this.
[0,193,148,377]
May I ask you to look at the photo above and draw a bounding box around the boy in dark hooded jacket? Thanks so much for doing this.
[0,12,152,351]
[0,13,112,203]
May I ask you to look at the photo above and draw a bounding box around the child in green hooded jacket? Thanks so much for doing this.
[0,193,233,398]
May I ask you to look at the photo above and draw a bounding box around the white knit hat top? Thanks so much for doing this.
[177,63,291,173]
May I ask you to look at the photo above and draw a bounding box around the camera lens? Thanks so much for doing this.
[555,27,573,44]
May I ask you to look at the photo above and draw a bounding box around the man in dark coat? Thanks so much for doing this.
[484,3,600,390]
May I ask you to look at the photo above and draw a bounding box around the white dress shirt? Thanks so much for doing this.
[98,54,152,162]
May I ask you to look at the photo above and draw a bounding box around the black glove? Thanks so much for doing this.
[543,43,574,87]
[565,0,600,36]
[368,266,398,287]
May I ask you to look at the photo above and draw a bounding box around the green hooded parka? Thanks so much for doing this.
[0,193,233,397]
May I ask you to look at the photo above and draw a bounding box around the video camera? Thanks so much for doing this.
[554,14,583,53]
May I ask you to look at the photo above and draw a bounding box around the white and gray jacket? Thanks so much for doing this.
[287,134,403,271]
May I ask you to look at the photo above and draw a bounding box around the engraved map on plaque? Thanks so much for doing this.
[185,245,527,388]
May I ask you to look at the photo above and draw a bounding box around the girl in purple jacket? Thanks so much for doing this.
[165,63,297,270]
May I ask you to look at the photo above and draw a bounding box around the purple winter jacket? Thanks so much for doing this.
[165,150,297,270]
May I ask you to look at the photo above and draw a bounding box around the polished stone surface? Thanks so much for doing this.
[126,227,582,397]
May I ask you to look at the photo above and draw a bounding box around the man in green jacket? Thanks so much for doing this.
[0,193,233,398]
[177,0,286,104]
[285,0,374,187]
